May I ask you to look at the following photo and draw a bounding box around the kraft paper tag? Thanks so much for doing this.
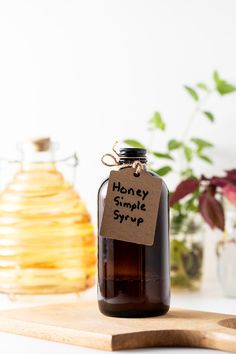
[100,168,162,246]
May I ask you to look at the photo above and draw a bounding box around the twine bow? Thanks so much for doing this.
[101,141,145,175]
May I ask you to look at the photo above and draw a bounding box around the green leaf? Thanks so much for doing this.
[184,146,192,162]
[154,166,172,176]
[191,137,213,149]
[185,193,200,213]
[181,168,194,178]
[124,139,145,148]
[213,70,236,95]
[171,202,181,213]
[196,82,209,92]
[171,201,182,212]
[168,139,182,151]
[149,112,165,131]
[152,152,173,160]
[198,154,213,164]
[216,80,236,95]
[184,86,199,101]
[213,71,220,83]
[203,111,215,122]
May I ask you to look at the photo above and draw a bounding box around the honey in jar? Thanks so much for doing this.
[0,138,96,296]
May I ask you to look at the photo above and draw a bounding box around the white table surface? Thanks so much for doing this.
[0,285,235,354]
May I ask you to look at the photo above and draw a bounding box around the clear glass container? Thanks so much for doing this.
[0,138,96,297]
[217,236,236,297]
[170,215,203,291]
[217,200,236,297]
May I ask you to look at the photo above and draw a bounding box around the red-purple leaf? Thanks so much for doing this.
[210,176,228,188]
[199,193,225,231]
[170,178,200,206]
[223,184,236,206]
[225,169,236,185]
[200,174,210,181]
[226,169,236,180]
[206,184,217,196]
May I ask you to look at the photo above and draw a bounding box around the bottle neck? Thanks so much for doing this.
[118,158,147,170]
[118,148,147,166]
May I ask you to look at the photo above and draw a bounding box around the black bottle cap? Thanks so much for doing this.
[119,147,147,164]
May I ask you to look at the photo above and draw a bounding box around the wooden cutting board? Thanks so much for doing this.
[0,299,235,352]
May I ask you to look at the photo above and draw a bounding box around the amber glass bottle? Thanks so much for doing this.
[98,148,170,317]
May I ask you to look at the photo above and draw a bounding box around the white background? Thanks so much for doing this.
[0,0,236,286]
[0,0,236,282]
[0,0,236,218]
[0,1,236,353]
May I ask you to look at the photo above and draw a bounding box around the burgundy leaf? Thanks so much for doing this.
[224,170,236,186]
[170,178,200,206]
[223,184,236,206]
[200,174,210,181]
[226,169,236,180]
[199,193,225,231]
[206,184,217,196]
[210,176,228,188]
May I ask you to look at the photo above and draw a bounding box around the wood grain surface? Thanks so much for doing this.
[0,299,235,351]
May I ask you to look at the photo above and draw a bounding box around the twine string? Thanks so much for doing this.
[101,142,145,175]
[101,153,119,167]
[132,160,143,175]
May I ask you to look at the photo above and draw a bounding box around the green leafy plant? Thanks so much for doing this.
[124,71,236,233]
[124,71,236,290]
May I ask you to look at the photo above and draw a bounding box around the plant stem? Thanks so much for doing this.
[178,91,213,173]
[182,91,212,143]
[182,106,199,142]
[148,129,156,151]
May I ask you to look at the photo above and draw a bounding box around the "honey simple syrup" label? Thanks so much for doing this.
[100,168,163,245]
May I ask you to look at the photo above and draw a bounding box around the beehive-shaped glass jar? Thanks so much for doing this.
[0,138,96,296]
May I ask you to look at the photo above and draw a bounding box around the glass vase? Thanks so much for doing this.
[217,237,236,297]
[170,215,203,291]
[217,200,236,297]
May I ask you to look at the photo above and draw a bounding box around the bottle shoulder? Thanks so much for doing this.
[149,170,169,192]
[98,177,109,195]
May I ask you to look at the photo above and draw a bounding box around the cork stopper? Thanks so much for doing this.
[30,137,51,152]
[17,138,56,163]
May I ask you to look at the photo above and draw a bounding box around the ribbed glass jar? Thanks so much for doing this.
[0,138,96,296]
